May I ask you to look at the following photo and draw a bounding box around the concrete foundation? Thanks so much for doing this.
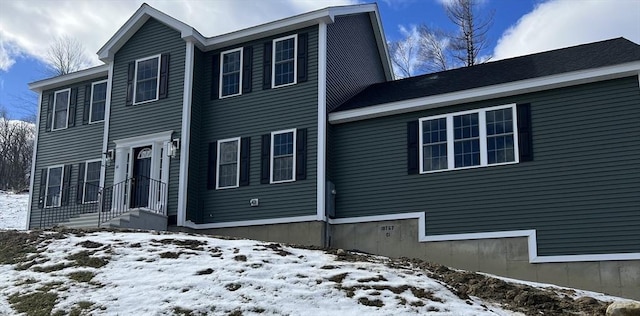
[330,218,640,301]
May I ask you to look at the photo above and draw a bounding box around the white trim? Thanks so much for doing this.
[132,54,161,105]
[44,165,65,208]
[418,104,519,174]
[216,137,241,190]
[100,62,114,190]
[29,65,109,92]
[327,212,640,263]
[219,47,243,99]
[270,128,297,184]
[271,34,298,89]
[113,130,173,148]
[89,80,108,124]
[317,22,327,221]
[51,88,71,131]
[177,41,195,226]
[329,61,640,124]
[184,215,318,229]
[26,92,43,228]
[82,159,102,204]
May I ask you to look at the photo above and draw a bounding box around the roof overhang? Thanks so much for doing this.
[329,61,640,124]
[28,65,109,92]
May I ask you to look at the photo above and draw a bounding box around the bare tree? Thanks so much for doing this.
[45,36,90,76]
[0,106,35,192]
[416,25,451,73]
[388,26,421,78]
[444,0,493,67]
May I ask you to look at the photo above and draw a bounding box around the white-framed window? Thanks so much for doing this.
[90,80,107,123]
[271,129,296,183]
[52,88,71,130]
[272,34,297,88]
[133,54,161,104]
[83,160,101,203]
[419,104,519,173]
[219,48,243,98]
[216,137,240,189]
[45,165,64,207]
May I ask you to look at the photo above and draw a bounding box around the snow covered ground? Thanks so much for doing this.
[0,191,28,230]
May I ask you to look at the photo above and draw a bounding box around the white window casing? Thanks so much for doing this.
[52,88,71,131]
[271,34,298,88]
[216,137,241,189]
[44,165,64,208]
[89,80,108,123]
[133,54,161,105]
[270,128,296,183]
[219,48,243,99]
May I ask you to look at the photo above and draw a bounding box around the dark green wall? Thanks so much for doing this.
[331,76,640,256]
[190,26,319,223]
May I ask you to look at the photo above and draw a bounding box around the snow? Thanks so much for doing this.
[0,191,29,230]
[0,230,525,315]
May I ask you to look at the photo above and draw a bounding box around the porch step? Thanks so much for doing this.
[104,209,167,231]
[57,212,100,228]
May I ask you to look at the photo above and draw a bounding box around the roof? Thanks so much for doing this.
[28,65,109,92]
[333,38,640,116]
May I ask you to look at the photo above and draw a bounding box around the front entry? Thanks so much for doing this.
[131,146,152,208]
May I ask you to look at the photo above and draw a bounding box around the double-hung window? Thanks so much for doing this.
[90,80,107,123]
[83,160,101,203]
[45,166,64,207]
[271,129,296,183]
[52,89,70,130]
[217,138,240,189]
[134,55,160,104]
[419,104,518,173]
[272,35,297,88]
[220,48,243,98]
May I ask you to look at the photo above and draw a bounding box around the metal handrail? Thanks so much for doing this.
[98,176,167,226]
[38,182,100,228]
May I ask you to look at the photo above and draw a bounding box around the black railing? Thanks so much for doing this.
[98,176,167,226]
[38,183,100,228]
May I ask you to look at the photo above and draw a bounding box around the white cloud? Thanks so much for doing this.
[0,0,356,72]
[494,0,640,60]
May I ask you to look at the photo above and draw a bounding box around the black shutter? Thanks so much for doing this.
[407,121,419,175]
[46,93,54,132]
[68,87,77,127]
[126,61,135,106]
[83,84,91,124]
[242,46,253,94]
[207,142,217,190]
[296,128,307,180]
[260,134,271,184]
[76,163,85,204]
[61,165,72,206]
[239,137,251,186]
[38,168,47,208]
[297,33,308,83]
[517,103,533,162]
[159,53,169,99]
[211,54,220,100]
[262,42,272,90]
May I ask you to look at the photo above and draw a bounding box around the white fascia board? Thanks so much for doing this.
[366,7,394,81]
[329,61,640,124]
[201,4,378,51]
[328,212,640,263]
[184,215,319,229]
[29,65,109,92]
[97,4,202,62]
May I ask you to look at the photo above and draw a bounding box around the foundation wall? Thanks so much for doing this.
[330,218,640,301]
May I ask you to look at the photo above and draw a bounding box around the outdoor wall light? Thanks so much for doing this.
[104,150,115,166]
[167,138,180,158]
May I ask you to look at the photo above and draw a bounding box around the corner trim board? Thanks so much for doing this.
[177,41,195,226]
[317,22,327,221]
[327,213,640,263]
[100,62,114,189]
[26,92,43,229]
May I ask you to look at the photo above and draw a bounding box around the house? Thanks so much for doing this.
[27,3,640,299]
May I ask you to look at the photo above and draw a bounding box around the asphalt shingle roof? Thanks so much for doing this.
[334,38,640,112]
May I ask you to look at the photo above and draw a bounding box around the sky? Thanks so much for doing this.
[0,0,638,120]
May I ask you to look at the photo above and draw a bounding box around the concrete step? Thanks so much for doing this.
[107,209,167,231]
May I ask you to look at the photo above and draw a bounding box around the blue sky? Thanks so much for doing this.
[1,0,638,120]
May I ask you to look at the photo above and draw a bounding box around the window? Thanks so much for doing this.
[271,129,296,183]
[134,55,160,104]
[90,81,107,123]
[216,138,240,189]
[45,166,64,207]
[83,160,101,203]
[220,48,243,98]
[272,35,297,88]
[419,104,518,173]
[52,89,70,130]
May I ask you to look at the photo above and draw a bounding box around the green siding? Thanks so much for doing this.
[106,18,186,216]
[331,76,640,256]
[193,26,319,223]
[29,77,108,228]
